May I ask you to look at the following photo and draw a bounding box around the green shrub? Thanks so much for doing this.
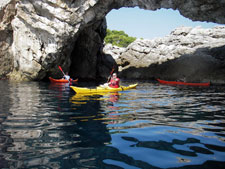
[104,29,136,47]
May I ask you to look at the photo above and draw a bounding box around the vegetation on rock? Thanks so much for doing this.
[104,29,136,47]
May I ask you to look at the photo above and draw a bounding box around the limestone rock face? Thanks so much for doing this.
[103,44,126,60]
[0,0,16,78]
[113,26,225,83]
[0,0,225,81]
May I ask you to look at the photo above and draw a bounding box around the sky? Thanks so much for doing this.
[106,7,222,39]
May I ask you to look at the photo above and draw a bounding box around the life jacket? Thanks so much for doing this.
[109,78,120,88]
[64,75,70,80]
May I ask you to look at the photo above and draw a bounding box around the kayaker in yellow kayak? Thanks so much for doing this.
[108,73,120,88]
[70,68,137,94]
[100,73,120,88]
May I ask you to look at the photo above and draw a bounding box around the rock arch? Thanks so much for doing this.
[0,0,225,81]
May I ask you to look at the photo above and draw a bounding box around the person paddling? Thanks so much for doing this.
[63,72,70,81]
[108,73,120,88]
[100,72,120,88]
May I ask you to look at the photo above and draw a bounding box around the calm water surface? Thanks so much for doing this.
[0,80,225,169]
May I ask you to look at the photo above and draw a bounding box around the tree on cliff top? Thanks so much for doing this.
[104,29,136,47]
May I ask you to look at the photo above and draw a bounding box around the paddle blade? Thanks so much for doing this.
[110,67,115,75]
[107,67,115,83]
[58,65,65,75]
[58,66,63,72]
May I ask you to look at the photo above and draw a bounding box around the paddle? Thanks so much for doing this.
[107,66,115,83]
[58,66,65,76]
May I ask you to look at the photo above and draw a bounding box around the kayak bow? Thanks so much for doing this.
[70,84,138,94]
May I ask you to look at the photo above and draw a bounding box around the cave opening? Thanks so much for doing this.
[69,19,117,83]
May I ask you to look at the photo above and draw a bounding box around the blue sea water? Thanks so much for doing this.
[0,80,225,169]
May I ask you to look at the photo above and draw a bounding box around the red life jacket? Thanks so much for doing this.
[109,78,120,88]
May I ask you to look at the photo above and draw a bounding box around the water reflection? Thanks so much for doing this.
[70,92,120,124]
[0,81,112,168]
[68,83,225,168]
[0,81,225,168]
[103,83,225,168]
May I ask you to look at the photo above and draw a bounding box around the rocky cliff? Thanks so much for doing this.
[0,0,225,81]
[105,26,225,84]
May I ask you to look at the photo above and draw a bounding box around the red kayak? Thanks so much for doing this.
[157,79,210,86]
[49,77,78,83]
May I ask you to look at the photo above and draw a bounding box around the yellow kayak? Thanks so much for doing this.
[70,84,138,94]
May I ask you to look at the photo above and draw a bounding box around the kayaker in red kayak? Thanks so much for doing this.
[63,72,75,83]
[63,72,70,80]
[108,73,120,88]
